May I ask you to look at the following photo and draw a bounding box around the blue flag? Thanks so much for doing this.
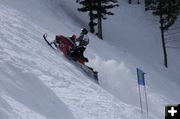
[137,68,145,86]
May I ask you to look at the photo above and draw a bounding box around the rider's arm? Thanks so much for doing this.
[76,34,84,42]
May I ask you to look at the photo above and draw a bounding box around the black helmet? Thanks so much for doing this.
[81,28,88,35]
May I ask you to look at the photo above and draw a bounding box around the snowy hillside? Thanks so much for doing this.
[0,0,180,119]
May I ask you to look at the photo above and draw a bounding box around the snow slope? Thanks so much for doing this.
[0,0,180,119]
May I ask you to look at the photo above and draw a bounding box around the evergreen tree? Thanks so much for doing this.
[78,0,119,39]
[146,0,179,31]
[145,0,180,68]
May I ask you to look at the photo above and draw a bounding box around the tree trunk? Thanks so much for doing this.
[97,17,103,39]
[97,1,103,39]
[160,0,168,68]
[89,10,95,33]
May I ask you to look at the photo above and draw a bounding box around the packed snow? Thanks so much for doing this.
[0,0,180,119]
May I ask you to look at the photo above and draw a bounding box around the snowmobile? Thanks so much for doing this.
[43,33,99,84]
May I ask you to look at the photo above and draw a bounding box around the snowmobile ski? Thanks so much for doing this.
[43,33,55,49]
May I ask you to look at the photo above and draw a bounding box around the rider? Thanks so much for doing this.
[70,28,89,62]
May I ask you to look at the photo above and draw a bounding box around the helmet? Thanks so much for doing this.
[81,28,88,35]
[70,34,76,40]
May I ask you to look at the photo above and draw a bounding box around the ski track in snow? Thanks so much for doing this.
[0,3,158,119]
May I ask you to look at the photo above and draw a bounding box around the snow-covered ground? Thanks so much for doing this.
[0,0,180,119]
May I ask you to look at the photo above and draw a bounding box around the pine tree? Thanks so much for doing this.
[145,0,180,68]
[145,0,179,31]
[78,0,119,39]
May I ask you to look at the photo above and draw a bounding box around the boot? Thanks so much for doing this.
[83,57,89,62]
